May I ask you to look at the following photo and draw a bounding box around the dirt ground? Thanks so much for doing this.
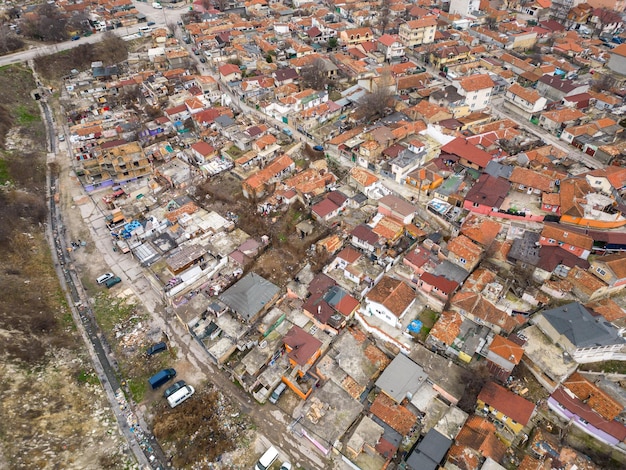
[197,173,330,286]
[0,64,131,469]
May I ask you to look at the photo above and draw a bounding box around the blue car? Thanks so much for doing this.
[313,145,324,152]
[71,35,80,41]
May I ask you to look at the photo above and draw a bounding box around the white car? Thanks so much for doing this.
[152,2,162,8]
[96,272,115,284]
[280,462,291,470]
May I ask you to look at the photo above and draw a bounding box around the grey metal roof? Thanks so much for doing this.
[433,260,470,284]
[508,230,541,266]
[219,272,279,321]
[541,302,626,348]
[375,353,427,403]
[416,429,452,463]
[484,161,513,179]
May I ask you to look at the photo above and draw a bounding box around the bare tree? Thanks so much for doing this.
[0,25,24,54]
[22,3,68,42]
[358,70,394,120]
[378,0,391,35]
[300,58,330,91]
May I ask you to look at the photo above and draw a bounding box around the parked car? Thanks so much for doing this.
[269,382,287,404]
[199,57,206,63]
[147,21,155,26]
[105,276,122,288]
[312,145,324,152]
[167,385,195,408]
[148,368,176,389]
[255,446,279,470]
[280,462,292,470]
[163,380,186,398]
[71,35,81,41]
[146,341,167,356]
[96,272,115,284]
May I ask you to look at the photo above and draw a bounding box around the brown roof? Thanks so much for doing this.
[488,335,524,364]
[541,224,593,250]
[429,310,462,346]
[370,392,418,435]
[450,291,520,334]
[447,235,483,264]
[366,276,416,318]
[507,83,543,104]
[455,415,507,462]
[585,298,626,322]
[509,167,555,193]
[460,215,501,247]
[478,381,535,426]
[563,372,624,420]
[595,253,626,280]
[283,325,322,366]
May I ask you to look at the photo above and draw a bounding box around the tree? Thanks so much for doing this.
[0,25,24,54]
[357,70,394,121]
[378,0,391,35]
[22,3,68,42]
[328,37,338,49]
[300,58,330,91]
[458,362,491,413]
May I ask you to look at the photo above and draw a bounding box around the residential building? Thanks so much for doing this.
[362,276,416,328]
[486,335,524,381]
[477,381,536,435]
[531,302,626,363]
[449,0,481,16]
[503,83,548,120]
[398,17,438,47]
[453,75,495,112]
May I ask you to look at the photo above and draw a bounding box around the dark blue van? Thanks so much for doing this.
[148,368,176,389]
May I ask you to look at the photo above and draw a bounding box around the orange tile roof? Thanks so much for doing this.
[366,276,415,318]
[455,415,507,462]
[429,310,462,346]
[541,225,593,250]
[447,235,483,264]
[488,335,524,364]
[586,298,626,322]
[458,74,494,92]
[460,215,502,247]
[507,83,543,104]
[564,372,623,420]
[244,154,294,190]
[370,392,418,435]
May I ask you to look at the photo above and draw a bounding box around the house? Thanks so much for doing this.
[538,108,585,134]
[377,34,405,61]
[540,224,593,260]
[447,416,507,467]
[339,27,374,46]
[417,272,459,302]
[351,224,382,255]
[283,325,323,372]
[563,372,624,421]
[453,74,495,112]
[463,175,511,215]
[242,154,295,199]
[460,215,502,248]
[508,167,556,195]
[219,63,242,82]
[450,291,519,334]
[405,429,453,470]
[362,276,416,328]
[441,137,493,170]
[486,335,524,382]
[548,386,626,446]
[589,253,626,296]
[375,353,427,403]
[607,43,626,75]
[427,310,463,351]
[503,83,547,120]
[477,381,536,435]
[190,141,216,164]
[311,198,340,222]
[449,0,481,16]
[531,302,626,363]
[398,17,438,47]
[447,235,483,272]
[218,272,280,322]
[377,195,416,224]
[536,75,589,102]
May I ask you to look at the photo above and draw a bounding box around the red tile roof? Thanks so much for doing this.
[563,372,624,421]
[441,137,492,168]
[478,381,535,426]
[455,415,507,462]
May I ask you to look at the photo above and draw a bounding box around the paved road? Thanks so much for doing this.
[0,1,185,67]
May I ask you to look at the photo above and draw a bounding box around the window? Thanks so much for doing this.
[563,232,568,237]
[569,245,575,251]
[548,238,556,244]
[459,257,467,264]
[596,267,607,276]
[473,202,479,207]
